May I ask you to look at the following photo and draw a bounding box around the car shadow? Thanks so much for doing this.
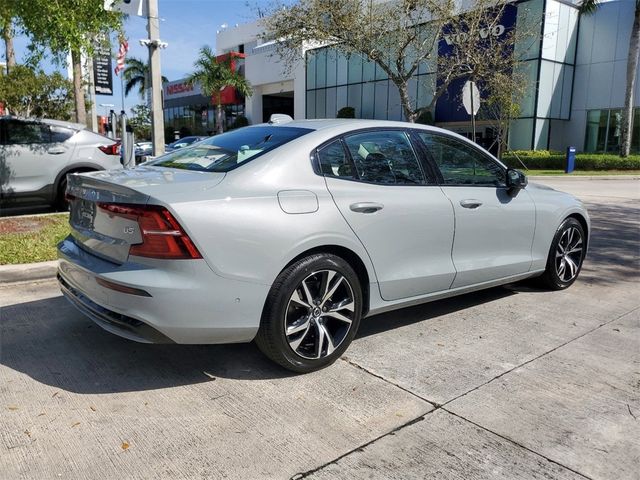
[1,285,516,394]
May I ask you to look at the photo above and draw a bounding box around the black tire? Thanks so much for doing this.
[255,253,362,373]
[56,175,69,211]
[538,217,586,290]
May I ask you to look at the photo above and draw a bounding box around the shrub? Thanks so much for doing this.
[501,151,640,170]
[229,115,249,130]
[415,110,434,125]
[337,106,355,118]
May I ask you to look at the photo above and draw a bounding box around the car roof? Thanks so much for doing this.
[1,116,86,131]
[254,118,474,143]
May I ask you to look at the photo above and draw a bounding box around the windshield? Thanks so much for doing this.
[149,126,312,172]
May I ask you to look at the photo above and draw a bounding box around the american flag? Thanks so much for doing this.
[114,37,129,76]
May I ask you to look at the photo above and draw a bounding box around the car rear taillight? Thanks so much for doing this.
[98,142,121,156]
[97,203,202,260]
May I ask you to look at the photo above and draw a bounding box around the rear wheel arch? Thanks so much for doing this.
[276,245,371,317]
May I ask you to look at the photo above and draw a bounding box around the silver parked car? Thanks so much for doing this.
[0,117,122,208]
[58,119,589,372]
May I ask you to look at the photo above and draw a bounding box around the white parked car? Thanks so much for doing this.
[0,117,122,208]
[58,119,589,372]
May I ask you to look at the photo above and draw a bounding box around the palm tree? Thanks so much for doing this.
[186,45,252,134]
[579,0,640,157]
[123,57,168,98]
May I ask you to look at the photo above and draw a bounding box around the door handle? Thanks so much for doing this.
[460,199,483,209]
[349,202,384,214]
[47,147,66,155]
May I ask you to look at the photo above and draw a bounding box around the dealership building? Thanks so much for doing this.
[166,0,639,153]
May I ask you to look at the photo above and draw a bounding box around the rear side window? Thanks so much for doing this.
[50,126,75,143]
[418,132,505,186]
[5,120,50,144]
[149,126,312,172]
[317,140,353,178]
[343,130,426,185]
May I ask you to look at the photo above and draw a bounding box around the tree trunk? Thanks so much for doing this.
[71,49,87,125]
[394,78,417,123]
[620,5,640,157]
[2,19,15,74]
[216,103,224,134]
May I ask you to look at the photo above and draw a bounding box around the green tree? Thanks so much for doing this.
[264,0,520,122]
[128,103,152,140]
[186,46,252,134]
[0,0,18,73]
[123,57,168,99]
[579,0,639,157]
[0,65,74,119]
[13,0,122,125]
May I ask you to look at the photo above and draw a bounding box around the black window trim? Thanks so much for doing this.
[310,126,436,187]
[412,129,509,188]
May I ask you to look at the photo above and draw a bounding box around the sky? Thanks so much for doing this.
[10,0,269,115]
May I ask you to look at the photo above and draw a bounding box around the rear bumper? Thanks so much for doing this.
[57,236,270,344]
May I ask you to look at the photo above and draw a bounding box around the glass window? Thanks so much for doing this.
[326,87,337,118]
[336,51,348,85]
[6,120,50,144]
[347,83,362,118]
[606,109,623,152]
[306,90,316,119]
[50,126,75,143]
[348,54,362,83]
[306,50,316,90]
[418,132,506,186]
[315,88,326,118]
[326,49,337,87]
[361,83,375,119]
[344,130,426,185]
[584,110,606,152]
[149,126,312,172]
[316,48,327,89]
[317,140,353,178]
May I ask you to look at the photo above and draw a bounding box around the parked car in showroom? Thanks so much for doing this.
[0,116,122,209]
[58,118,589,372]
[164,135,206,152]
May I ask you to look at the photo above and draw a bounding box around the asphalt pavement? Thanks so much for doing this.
[0,178,638,479]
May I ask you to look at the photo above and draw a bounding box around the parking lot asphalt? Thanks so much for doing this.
[1,178,638,479]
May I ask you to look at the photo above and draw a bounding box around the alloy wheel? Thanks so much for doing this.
[554,226,584,282]
[285,269,356,360]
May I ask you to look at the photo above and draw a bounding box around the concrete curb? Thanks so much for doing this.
[528,175,640,180]
[0,260,58,285]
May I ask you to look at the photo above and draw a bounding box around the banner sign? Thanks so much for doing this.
[93,45,114,95]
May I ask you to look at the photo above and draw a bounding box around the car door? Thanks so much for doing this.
[318,129,456,301]
[416,131,535,288]
[2,119,73,197]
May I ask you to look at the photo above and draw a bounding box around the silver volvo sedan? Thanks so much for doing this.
[58,119,589,372]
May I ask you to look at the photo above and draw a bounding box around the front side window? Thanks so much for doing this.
[418,132,505,186]
[149,126,312,172]
[6,120,50,145]
[316,140,353,178]
[343,130,426,185]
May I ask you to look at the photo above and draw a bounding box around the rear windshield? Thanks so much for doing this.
[148,126,312,172]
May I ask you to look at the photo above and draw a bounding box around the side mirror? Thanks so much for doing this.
[506,168,527,192]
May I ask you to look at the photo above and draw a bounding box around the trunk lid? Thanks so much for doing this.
[66,167,224,263]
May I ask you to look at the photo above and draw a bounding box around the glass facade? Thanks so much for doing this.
[584,108,640,153]
[163,104,245,138]
[304,0,582,152]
